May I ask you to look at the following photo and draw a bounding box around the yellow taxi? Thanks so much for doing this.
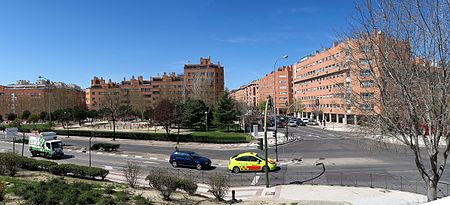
[228,152,277,173]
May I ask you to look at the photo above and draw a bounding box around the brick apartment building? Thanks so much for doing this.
[256,66,293,114]
[231,66,293,114]
[230,80,258,108]
[86,57,224,110]
[0,80,86,118]
[292,39,381,124]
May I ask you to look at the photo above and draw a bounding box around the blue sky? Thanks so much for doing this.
[0,0,356,89]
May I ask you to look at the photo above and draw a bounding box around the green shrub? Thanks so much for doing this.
[177,178,198,195]
[13,178,109,205]
[133,195,152,205]
[6,123,51,133]
[0,153,22,176]
[54,129,251,143]
[91,143,120,152]
[49,164,109,180]
[20,157,57,171]
[13,138,29,144]
[0,181,5,202]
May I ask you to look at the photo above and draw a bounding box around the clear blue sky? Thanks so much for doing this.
[0,0,357,89]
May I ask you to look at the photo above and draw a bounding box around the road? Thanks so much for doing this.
[1,126,450,196]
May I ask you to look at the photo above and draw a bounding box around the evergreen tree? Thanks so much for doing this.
[213,90,237,131]
[182,100,207,128]
[21,110,31,120]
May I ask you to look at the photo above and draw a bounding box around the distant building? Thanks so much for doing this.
[86,57,225,110]
[256,66,293,114]
[230,80,258,108]
[0,80,85,118]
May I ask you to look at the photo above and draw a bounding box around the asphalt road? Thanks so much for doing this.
[1,126,450,196]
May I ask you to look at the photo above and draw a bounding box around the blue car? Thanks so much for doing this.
[169,151,212,170]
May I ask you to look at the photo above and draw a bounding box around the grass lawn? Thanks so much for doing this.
[191,127,254,143]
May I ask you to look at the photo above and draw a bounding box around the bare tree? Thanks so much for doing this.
[129,91,148,121]
[99,89,122,141]
[347,0,449,201]
[151,99,175,137]
[123,161,141,188]
[191,72,215,107]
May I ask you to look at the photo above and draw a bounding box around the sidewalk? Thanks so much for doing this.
[106,170,428,205]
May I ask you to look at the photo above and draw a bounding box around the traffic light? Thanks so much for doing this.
[257,138,264,150]
[272,131,276,138]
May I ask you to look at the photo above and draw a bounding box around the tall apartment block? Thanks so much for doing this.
[86,57,224,110]
[0,80,86,118]
[229,80,258,108]
[231,66,293,114]
[292,39,381,124]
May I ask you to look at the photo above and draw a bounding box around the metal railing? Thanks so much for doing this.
[151,167,450,198]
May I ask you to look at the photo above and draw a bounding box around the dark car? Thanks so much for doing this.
[169,151,211,170]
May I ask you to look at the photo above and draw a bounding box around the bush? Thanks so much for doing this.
[146,168,178,201]
[0,153,22,176]
[0,181,5,202]
[208,173,229,201]
[91,143,120,152]
[49,164,109,180]
[13,138,29,144]
[133,195,152,205]
[123,161,141,188]
[13,178,111,204]
[6,123,51,133]
[20,157,57,171]
[54,129,251,143]
[177,178,198,195]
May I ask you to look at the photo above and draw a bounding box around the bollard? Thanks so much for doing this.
[370,174,373,188]
[232,190,236,201]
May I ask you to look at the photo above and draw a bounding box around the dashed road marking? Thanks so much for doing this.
[149,157,158,160]
[251,175,261,186]
[135,156,143,158]
[109,153,116,156]
[121,154,129,157]
[143,161,157,164]
[104,165,113,170]
[97,152,103,155]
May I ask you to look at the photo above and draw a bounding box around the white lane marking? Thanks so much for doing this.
[67,149,73,151]
[97,152,103,155]
[149,157,158,160]
[121,154,128,157]
[109,153,116,156]
[143,161,157,164]
[135,156,143,158]
[250,175,261,186]
[104,165,113,170]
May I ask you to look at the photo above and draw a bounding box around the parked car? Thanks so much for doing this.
[288,120,298,127]
[228,152,277,173]
[307,119,319,126]
[169,150,211,170]
[297,120,306,126]
[301,118,309,123]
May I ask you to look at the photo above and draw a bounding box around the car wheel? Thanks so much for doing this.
[232,166,240,173]
[262,166,268,172]
[30,151,37,157]
[172,161,178,167]
[196,164,202,170]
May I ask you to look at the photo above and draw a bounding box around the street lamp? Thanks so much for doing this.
[38,76,52,125]
[273,55,288,162]
[205,111,208,132]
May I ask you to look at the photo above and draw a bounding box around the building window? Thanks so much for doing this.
[360,69,372,76]
[360,80,374,88]
[360,104,374,110]
[279,80,287,84]
[280,92,287,95]
[279,75,286,78]
[360,92,374,99]
[359,59,370,65]
[279,86,287,89]
[91,92,95,95]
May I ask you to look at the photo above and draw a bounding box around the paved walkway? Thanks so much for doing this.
[106,170,429,205]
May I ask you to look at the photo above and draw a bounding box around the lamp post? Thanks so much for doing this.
[205,111,208,132]
[38,76,52,125]
[273,55,288,162]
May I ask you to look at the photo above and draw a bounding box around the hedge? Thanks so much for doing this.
[49,164,109,180]
[20,157,57,172]
[54,130,251,143]
[91,143,120,152]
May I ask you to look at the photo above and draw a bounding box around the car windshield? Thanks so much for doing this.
[51,141,62,149]
[189,152,201,158]
[255,154,264,160]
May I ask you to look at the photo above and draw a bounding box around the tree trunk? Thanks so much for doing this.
[427,180,438,201]
[113,120,116,141]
